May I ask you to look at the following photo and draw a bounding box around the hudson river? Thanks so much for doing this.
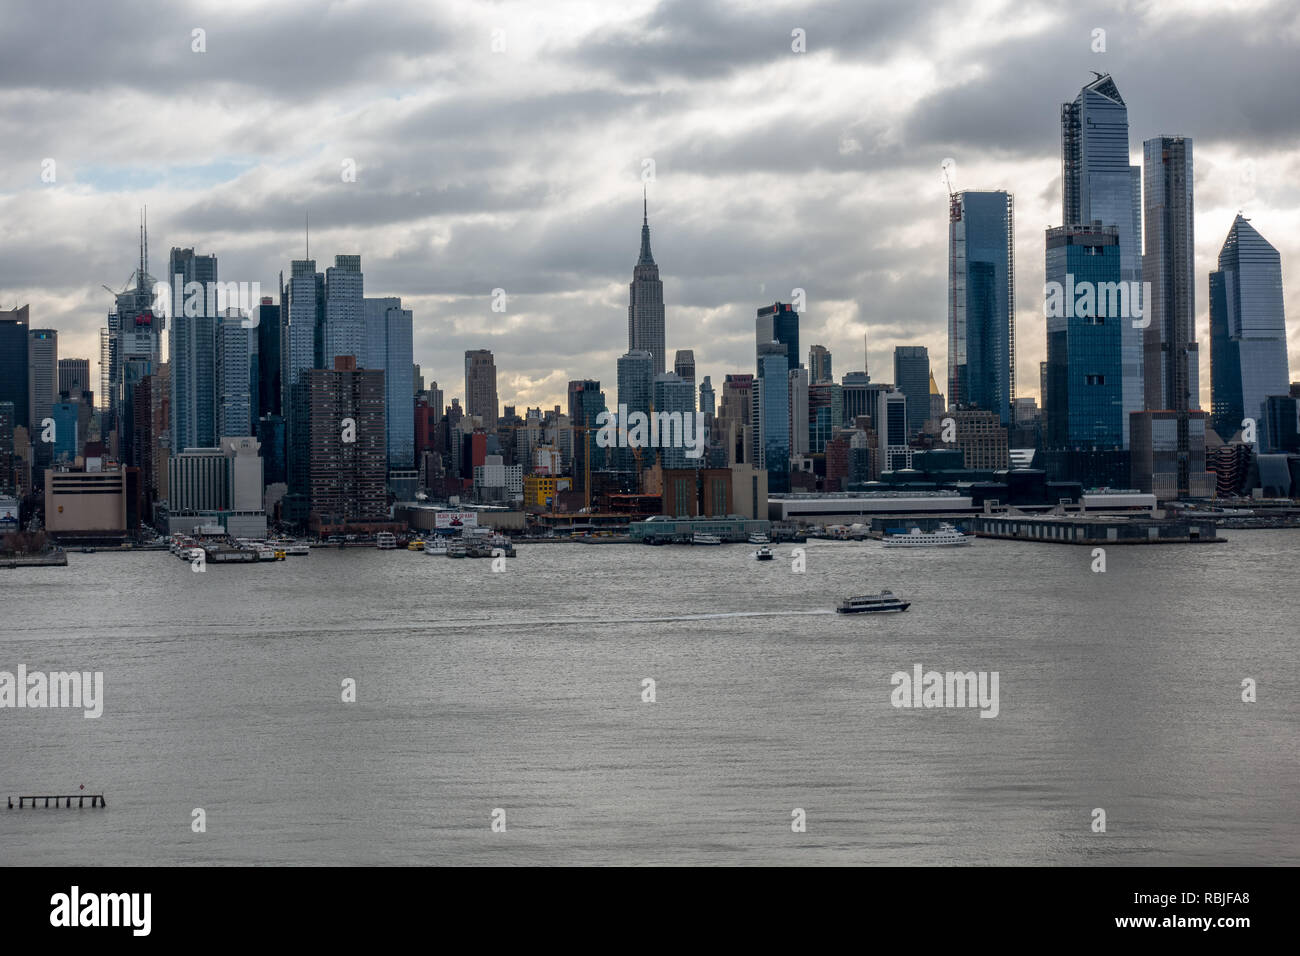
[2,532,1297,865]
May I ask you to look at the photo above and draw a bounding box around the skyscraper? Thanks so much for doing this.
[756,303,800,371]
[282,259,324,511]
[1132,135,1213,498]
[304,356,387,527]
[1061,73,1144,446]
[568,379,606,490]
[698,375,716,417]
[673,349,696,402]
[322,255,364,369]
[893,346,931,439]
[58,359,91,400]
[0,306,30,431]
[363,297,414,469]
[169,247,219,453]
[1044,223,1124,448]
[465,349,499,425]
[756,341,790,492]
[809,344,832,384]
[1209,215,1289,440]
[28,329,57,468]
[256,299,282,418]
[948,190,1015,425]
[215,311,252,439]
[628,194,666,374]
[617,350,654,470]
[652,372,696,470]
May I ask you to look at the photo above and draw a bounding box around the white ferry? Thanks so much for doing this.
[692,533,722,546]
[376,532,398,550]
[285,542,310,556]
[882,523,971,548]
[753,545,774,561]
[423,537,449,555]
[748,532,770,544]
[446,538,467,558]
[836,590,910,614]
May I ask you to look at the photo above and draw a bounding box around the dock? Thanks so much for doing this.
[972,513,1223,544]
[10,793,107,808]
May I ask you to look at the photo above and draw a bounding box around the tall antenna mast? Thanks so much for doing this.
[305,211,310,259]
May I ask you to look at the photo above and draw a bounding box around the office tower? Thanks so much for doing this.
[653,372,696,470]
[28,329,57,469]
[617,350,655,470]
[0,402,15,493]
[628,194,666,374]
[169,247,219,453]
[893,346,931,439]
[808,382,842,454]
[362,297,413,468]
[788,366,809,457]
[874,389,912,475]
[568,379,606,490]
[464,349,499,426]
[1209,215,1289,439]
[840,371,875,427]
[58,359,91,400]
[304,356,387,526]
[943,408,1008,470]
[1044,223,1124,448]
[1062,74,1144,445]
[947,190,1015,425]
[216,311,253,439]
[1039,361,1048,424]
[281,259,324,507]
[756,341,790,492]
[255,300,282,418]
[321,255,364,368]
[698,375,715,417]
[50,399,79,463]
[756,302,800,371]
[719,373,753,466]
[1132,136,1212,497]
[674,350,697,400]
[1,306,30,430]
[809,345,832,384]
[929,371,945,424]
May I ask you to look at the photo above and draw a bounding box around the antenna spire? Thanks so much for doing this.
[305,211,310,259]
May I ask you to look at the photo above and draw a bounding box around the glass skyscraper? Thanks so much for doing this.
[1209,215,1289,440]
[169,247,218,453]
[947,190,1015,426]
[617,349,654,470]
[756,302,800,372]
[892,346,930,439]
[1061,73,1144,447]
[322,255,364,369]
[1044,224,1124,448]
[756,341,790,492]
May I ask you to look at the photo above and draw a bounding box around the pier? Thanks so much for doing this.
[972,513,1222,544]
[9,793,106,808]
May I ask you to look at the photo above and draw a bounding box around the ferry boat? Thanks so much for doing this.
[407,539,425,551]
[836,590,910,614]
[753,545,774,561]
[285,542,310,557]
[748,532,770,544]
[446,539,467,558]
[882,523,971,549]
[376,532,398,550]
[423,537,448,555]
[692,533,723,546]
[256,546,279,561]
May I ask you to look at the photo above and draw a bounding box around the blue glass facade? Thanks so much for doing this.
[1045,224,1123,448]
[948,191,1014,425]
[757,343,789,493]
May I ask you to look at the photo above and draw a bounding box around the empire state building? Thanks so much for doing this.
[628,192,665,374]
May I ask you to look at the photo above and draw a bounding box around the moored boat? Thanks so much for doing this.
[692,532,722,546]
[882,523,971,548]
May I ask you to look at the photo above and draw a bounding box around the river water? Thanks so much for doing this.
[1,532,1297,865]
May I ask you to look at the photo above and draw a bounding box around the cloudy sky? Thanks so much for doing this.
[2,0,1298,411]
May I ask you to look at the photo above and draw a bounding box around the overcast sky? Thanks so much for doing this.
[2,0,1298,411]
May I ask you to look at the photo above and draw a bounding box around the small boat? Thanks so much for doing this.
[747,532,770,545]
[285,542,310,556]
[424,537,448,555]
[836,590,910,614]
[753,545,774,561]
[376,532,398,550]
[882,523,971,549]
[407,539,425,551]
[692,533,722,546]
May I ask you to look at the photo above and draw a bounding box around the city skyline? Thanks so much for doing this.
[1,1,1298,415]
